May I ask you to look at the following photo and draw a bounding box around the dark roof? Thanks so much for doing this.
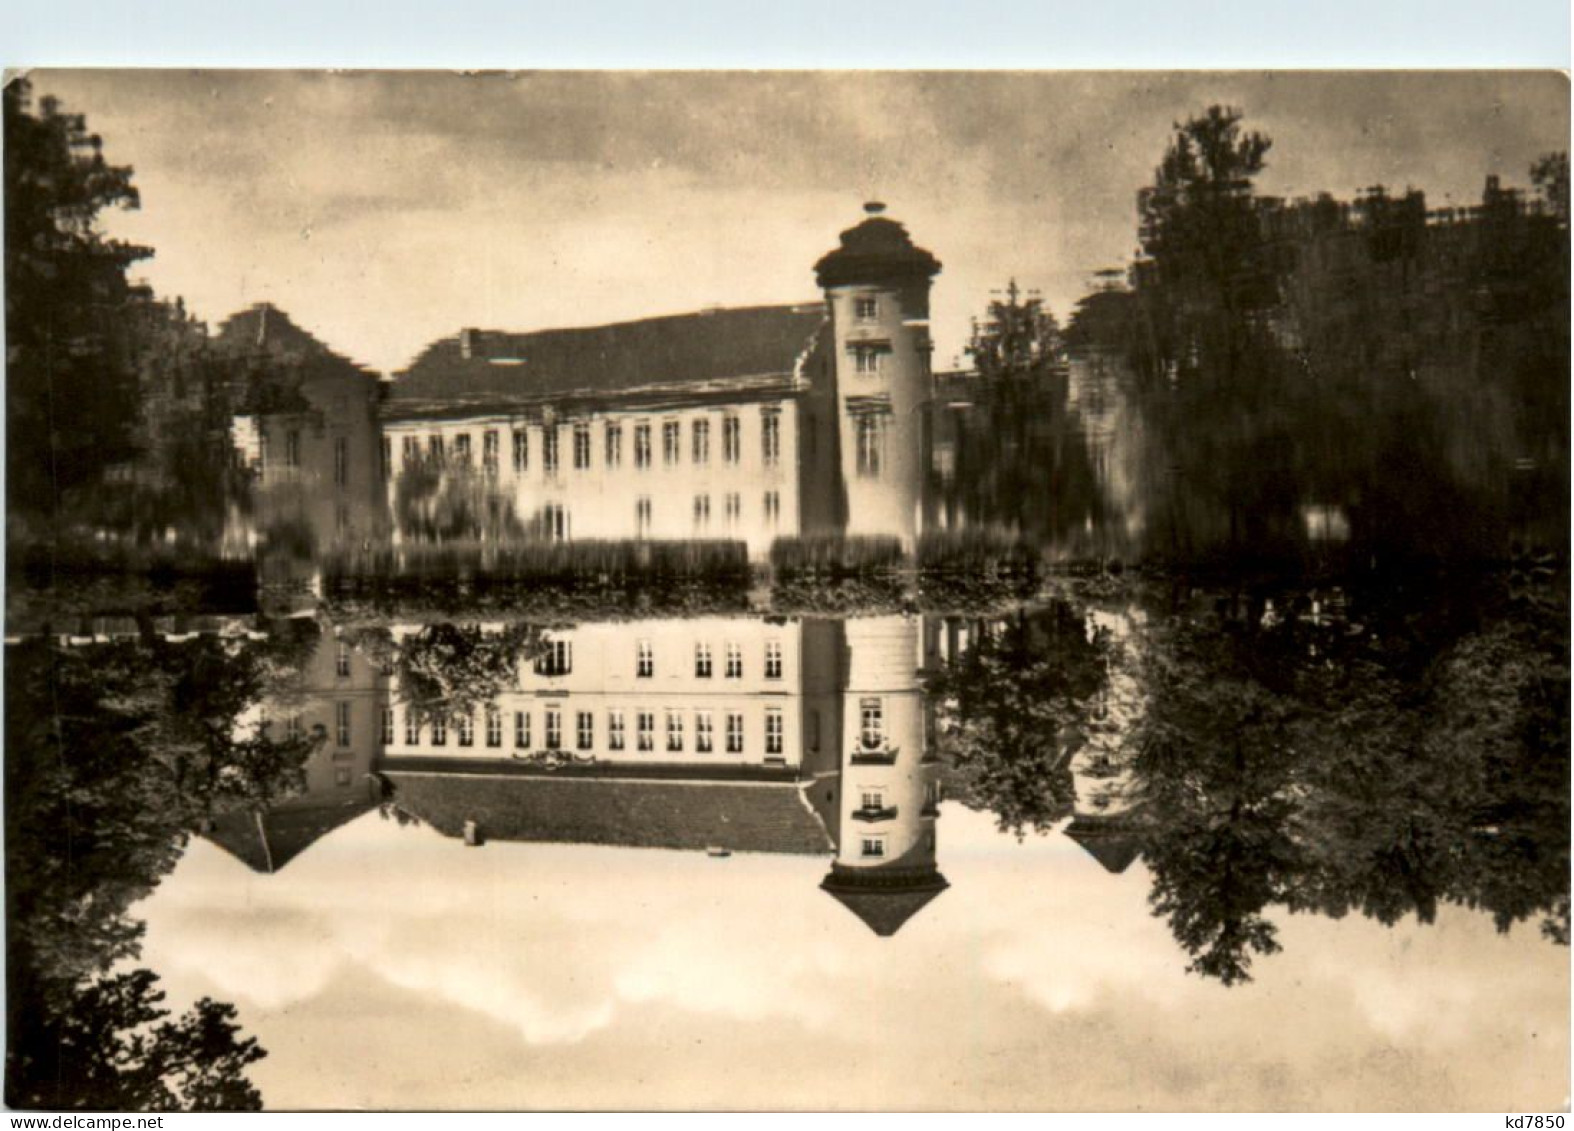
[215,304,379,380]
[1064,816,1142,875]
[820,863,949,937]
[381,771,835,855]
[814,210,941,289]
[204,789,377,874]
[385,303,827,421]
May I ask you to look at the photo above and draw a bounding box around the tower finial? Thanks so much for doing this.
[864,200,886,216]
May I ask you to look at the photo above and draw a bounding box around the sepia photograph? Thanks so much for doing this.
[2,65,1569,1112]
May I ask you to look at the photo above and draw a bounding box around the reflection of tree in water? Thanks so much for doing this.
[1127,574,1569,984]
[939,575,1569,986]
[927,600,1114,836]
[5,626,321,1108]
[344,622,542,728]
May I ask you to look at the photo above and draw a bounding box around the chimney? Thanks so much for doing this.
[459,328,478,360]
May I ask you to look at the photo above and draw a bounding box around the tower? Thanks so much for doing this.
[814,203,941,551]
[820,615,947,936]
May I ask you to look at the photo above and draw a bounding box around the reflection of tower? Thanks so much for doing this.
[820,615,947,936]
[814,204,941,550]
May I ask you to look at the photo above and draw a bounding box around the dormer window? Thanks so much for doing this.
[854,296,878,322]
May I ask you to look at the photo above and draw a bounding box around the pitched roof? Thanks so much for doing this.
[215,303,379,380]
[380,770,835,856]
[204,789,377,874]
[1063,816,1142,874]
[386,303,827,420]
[820,863,949,937]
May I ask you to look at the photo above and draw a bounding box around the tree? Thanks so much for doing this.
[927,602,1110,836]
[350,622,541,727]
[8,969,265,1111]
[5,78,151,533]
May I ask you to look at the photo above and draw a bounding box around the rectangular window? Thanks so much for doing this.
[405,712,419,746]
[545,708,562,751]
[513,429,528,473]
[662,420,681,465]
[486,706,502,747]
[336,640,351,678]
[854,296,878,322]
[761,411,780,466]
[636,640,653,678]
[666,711,684,753]
[535,639,572,676]
[724,492,741,528]
[335,767,353,787]
[861,790,884,811]
[381,436,392,481]
[542,503,568,543]
[428,434,445,465]
[860,697,884,749]
[695,642,713,678]
[287,429,301,468]
[725,642,742,679]
[457,711,474,747]
[336,702,351,747]
[861,837,885,858]
[765,707,783,756]
[605,422,622,468]
[574,423,592,470]
[286,714,302,740]
[856,416,881,477]
[691,418,710,465]
[514,710,531,750]
[335,436,349,487]
[726,712,744,754]
[722,414,741,463]
[432,715,447,746]
[607,709,625,752]
[542,426,559,475]
[695,711,713,754]
[634,422,652,468]
[403,435,420,469]
[854,346,882,374]
[765,641,783,680]
[692,494,710,533]
[454,433,472,466]
[577,711,594,751]
[764,490,781,526]
[637,711,655,752]
[381,706,395,745]
[483,429,499,475]
[635,496,652,537]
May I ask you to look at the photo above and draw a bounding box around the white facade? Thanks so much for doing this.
[386,618,807,769]
[382,399,802,558]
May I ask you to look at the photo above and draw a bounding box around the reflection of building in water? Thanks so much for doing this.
[375,614,946,936]
[1066,606,1144,874]
[204,630,387,873]
[217,206,942,561]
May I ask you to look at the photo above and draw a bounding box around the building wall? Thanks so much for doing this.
[258,631,389,803]
[834,615,939,870]
[386,618,806,769]
[825,280,934,549]
[382,399,802,558]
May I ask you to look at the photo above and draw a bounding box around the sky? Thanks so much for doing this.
[24,70,1570,374]
[133,803,1569,1111]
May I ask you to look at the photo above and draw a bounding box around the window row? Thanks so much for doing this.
[385,705,786,756]
[395,410,783,478]
[635,492,782,535]
[636,639,783,680]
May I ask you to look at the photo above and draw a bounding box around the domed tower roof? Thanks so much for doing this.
[814,202,942,289]
[820,862,949,937]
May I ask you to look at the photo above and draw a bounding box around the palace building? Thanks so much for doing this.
[378,203,943,557]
